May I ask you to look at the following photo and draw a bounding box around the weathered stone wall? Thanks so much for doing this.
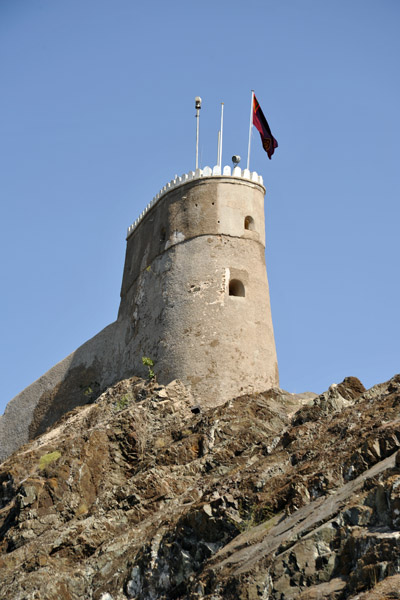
[119,176,278,404]
[0,172,278,462]
[0,322,125,462]
[120,176,266,300]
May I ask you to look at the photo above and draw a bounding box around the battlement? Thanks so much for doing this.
[126,165,264,239]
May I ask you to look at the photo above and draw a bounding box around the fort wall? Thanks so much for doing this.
[0,167,278,462]
[118,173,278,404]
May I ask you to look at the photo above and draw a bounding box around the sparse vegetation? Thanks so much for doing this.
[142,356,155,380]
[39,451,62,470]
[79,381,100,398]
[114,394,131,411]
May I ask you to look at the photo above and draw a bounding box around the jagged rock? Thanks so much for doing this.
[1,375,400,599]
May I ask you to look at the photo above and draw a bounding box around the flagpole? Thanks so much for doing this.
[246,90,254,170]
[219,102,224,168]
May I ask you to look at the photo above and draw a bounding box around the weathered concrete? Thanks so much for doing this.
[0,171,278,462]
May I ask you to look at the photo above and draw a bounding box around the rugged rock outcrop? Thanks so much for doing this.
[1,374,400,599]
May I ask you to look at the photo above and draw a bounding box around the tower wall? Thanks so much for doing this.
[0,168,279,462]
[119,175,279,404]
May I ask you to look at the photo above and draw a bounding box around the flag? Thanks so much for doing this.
[253,95,278,159]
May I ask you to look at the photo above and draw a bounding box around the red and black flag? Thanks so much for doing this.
[253,95,278,159]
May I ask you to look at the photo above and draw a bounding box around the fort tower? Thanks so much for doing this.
[119,166,279,405]
[0,165,278,461]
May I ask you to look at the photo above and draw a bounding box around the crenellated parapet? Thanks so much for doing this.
[126,165,264,239]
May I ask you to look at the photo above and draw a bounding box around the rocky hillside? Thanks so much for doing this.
[1,374,400,599]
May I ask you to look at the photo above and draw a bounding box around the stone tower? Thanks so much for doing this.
[118,165,279,405]
[0,165,278,461]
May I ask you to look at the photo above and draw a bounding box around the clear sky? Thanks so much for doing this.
[1,0,399,415]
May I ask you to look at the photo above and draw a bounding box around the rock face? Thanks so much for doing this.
[1,374,400,599]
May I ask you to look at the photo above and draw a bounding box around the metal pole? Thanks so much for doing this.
[217,130,221,166]
[246,90,254,170]
[195,96,202,170]
[196,109,200,169]
[219,102,224,168]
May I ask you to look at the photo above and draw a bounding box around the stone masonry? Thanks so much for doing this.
[0,166,278,462]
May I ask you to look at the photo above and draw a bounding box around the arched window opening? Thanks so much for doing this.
[244,216,255,231]
[160,227,166,242]
[229,279,245,297]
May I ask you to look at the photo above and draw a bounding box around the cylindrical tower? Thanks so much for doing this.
[0,167,279,462]
[119,168,279,407]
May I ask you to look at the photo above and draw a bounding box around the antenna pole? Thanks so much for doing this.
[246,90,254,170]
[195,96,202,169]
[219,102,224,168]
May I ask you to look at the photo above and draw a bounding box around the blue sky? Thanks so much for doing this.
[1,0,399,414]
